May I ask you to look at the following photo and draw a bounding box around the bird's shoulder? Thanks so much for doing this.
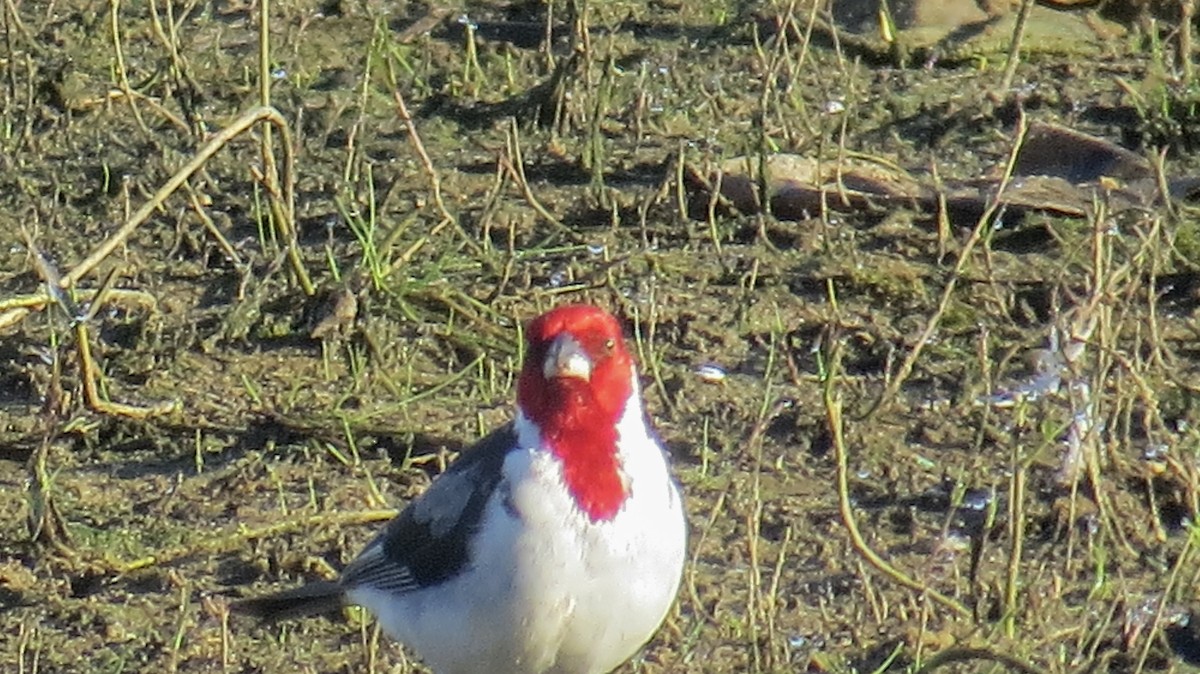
[340,422,519,594]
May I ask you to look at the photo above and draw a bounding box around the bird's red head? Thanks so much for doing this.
[517,305,636,521]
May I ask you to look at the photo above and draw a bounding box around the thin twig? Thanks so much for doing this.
[112,508,399,575]
[109,0,151,135]
[823,336,970,617]
[869,109,1030,416]
[913,647,1041,674]
[61,106,295,289]
[998,0,1035,94]
[503,120,583,242]
[254,0,313,296]
[76,321,178,418]
[385,59,470,246]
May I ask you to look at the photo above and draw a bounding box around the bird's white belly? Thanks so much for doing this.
[350,448,685,674]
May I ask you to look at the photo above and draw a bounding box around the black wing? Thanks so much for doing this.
[339,422,517,594]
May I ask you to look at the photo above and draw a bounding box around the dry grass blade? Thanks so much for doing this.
[823,335,970,618]
[998,0,1036,94]
[58,106,297,291]
[75,321,178,419]
[871,109,1031,417]
[112,509,398,575]
[913,647,1040,674]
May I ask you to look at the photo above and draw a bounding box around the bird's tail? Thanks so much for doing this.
[230,581,345,621]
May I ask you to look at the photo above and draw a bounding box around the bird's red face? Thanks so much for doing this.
[517,305,636,521]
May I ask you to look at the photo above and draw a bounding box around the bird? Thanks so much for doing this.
[233,304,687,674]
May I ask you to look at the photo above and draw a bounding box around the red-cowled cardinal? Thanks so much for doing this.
[234,304,687,674]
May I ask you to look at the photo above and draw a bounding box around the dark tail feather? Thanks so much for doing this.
[231,581,345,621]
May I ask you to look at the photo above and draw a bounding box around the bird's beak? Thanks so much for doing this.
[543,334,592,382]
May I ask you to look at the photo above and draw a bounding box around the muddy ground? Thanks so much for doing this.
[3,1,1200,672]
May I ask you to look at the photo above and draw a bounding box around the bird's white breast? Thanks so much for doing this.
[354,381,686,674]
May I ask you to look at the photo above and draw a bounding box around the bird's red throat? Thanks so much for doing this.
[518,377,630,522]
